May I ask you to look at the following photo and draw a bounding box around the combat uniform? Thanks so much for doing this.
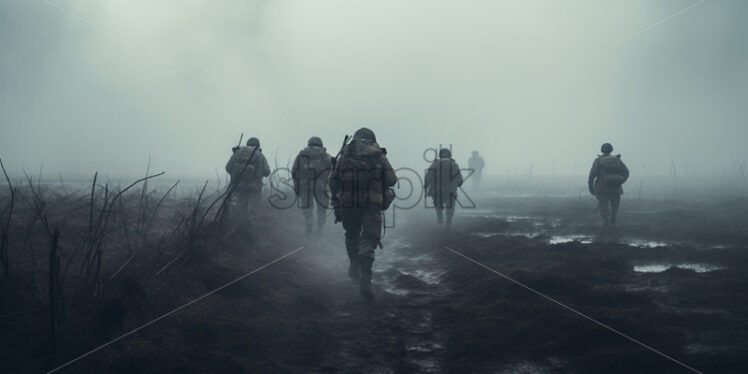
[292,138,333,233]
[425,150,464,227]
[467,152,485,190]
[329,128,396,299]
[225,144,270,215]
[588,152,629,225]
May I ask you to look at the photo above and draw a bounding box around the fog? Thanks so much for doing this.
[1,0,747,179]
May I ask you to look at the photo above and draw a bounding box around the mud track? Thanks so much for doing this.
[7,194,748,373]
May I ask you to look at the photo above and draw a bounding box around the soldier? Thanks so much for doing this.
[292,136,333,234]
[225,137,271,216]
[425,148,464,228]
[329,128,397,300]
[588,143,629,226]
[467,150,485,190]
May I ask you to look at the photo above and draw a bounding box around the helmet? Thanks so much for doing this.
[439,148,452,158]
[601,143,613,154]
[471,150,479,156]
[307,136,323,147]
[247,137,260,147]
[353,127,376,142]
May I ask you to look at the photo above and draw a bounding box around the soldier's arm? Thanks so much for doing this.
[381,155,397,188]
[291,153,301,180]
[262,155,271,177]
[424,166,433,190]
[588,159,600,193]
[621,160,630,182]
[325,153,334,169]
[453,161,464,187]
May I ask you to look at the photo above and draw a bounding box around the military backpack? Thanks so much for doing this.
[599,154,626,187]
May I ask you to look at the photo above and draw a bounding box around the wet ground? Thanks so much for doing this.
[10,191,748,373]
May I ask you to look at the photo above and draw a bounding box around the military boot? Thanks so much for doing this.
[345,244,360,281]
[359,256,374,300]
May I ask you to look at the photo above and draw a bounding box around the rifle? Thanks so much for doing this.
[331,135,350,169]
[330,135,350,223]
[232,133,244,152]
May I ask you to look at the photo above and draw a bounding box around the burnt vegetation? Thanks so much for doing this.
[1,157,748,373]
[0,159,281,373]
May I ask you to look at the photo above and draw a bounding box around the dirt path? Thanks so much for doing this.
[65,196,748,373]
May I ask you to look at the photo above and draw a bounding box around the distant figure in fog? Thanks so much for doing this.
[425,148,464,228]
[467,150,485,190]
[292,136,333,235]
[588,143,629,226]
[225,137,271,216]
[329,128,397,300]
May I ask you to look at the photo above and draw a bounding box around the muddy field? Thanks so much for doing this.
[1,180,747,373]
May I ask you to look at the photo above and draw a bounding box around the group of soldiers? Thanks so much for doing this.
[225,129,629,300]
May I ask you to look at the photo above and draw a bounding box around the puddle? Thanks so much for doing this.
[457,211,537,222]
[473,232,503,238]
[472,231,683,250]
[634,263,724,273]
[503,216,533,222]
[548,235,593,245]
[382,285,410,296]
[403,269,443,285]
[473,232,541,239]
[406,341,444,353]
[624,239,670,248]
[410,254,435,263]
[457,209,498,217]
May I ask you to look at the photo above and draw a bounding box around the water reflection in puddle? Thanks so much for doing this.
[473,232,502,238]
[403,269,443,285]
[505,216,533,222]
[457,211,536,222]
[473,232,540,239]
[472,230,679,249]
[624,239,669,248]
[382,285,410,296]
[457,209,498,218]
[634,263,724,273]
[548,235,593,245]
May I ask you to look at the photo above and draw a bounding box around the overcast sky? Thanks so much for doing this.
[1,0,746,179]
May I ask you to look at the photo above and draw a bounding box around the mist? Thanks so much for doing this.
[1,0,747,179]
[5,2,748,372]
